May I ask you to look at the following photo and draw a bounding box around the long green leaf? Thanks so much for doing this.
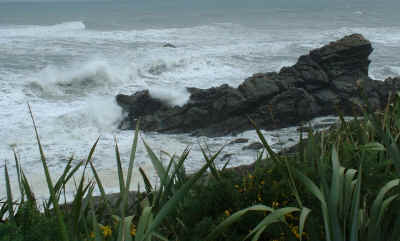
[249,118,280,165]
[295,169,331,241]
[370,179,399,220]
[115,139,126,195]
[200,144,224,181]
[89,194,103,241]
[120,122,140,241]
[28,103,69,241]
[13,150,24,202]
[349,165,362,241]
[299,207,311,241]
[160,147,191,207]
[135,206,153,241]
[4,163,14,222]
[205,205,273,241]
[143,140,168,187]
[368,179,400,240]
[283,157,303,208]
[329,147,343,241]
[139,167,153,194]
[144,161,211,240]
[21,170,36,205]
[126,121,140,192]
[246,207,300,241]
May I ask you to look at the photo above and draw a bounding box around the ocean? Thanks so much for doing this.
[1,0,400,200]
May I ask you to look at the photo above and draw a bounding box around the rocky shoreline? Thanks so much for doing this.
[116,34,400,137]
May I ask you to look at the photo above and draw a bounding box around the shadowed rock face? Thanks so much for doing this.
[116,34,400,137]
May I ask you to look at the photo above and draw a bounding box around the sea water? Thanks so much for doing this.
[1,0,400,200]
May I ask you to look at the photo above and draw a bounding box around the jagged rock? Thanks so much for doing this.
[116,90,166,118]
[116,34,400,137]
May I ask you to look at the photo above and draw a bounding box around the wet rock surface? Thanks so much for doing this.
[116,34,400,137]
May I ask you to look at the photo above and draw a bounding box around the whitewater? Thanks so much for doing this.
[1,2,400,201]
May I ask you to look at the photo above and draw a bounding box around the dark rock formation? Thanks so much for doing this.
[163,43,176,48]
[116,34,400,137]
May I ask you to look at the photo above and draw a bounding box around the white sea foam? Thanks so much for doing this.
[27,59,123,98]
[149,86,190,107]
[0,21,86,38]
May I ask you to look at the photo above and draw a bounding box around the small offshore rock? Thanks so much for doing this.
[229,138,249,145]
[163,43,176,48]
[242,142,264,150]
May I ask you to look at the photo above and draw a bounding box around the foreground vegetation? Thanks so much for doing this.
[2,92,400,241]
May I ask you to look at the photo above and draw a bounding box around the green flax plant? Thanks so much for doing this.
[86,121,214,241]
[294,145,400,241]
[3,106,215,241]
[0,105,93,241]
[201,120,310,241]
[362,92,400,173]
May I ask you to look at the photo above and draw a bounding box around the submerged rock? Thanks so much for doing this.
[116,34,400,137]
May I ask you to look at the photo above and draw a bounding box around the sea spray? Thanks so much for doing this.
[149,86,190,107]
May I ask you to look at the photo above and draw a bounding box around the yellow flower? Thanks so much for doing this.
[257,193,262,202]
[224,210,231,216]
[90,232,95,238]
[272,201,279,208]
[234,184,240,189]
[130,224,137,236]
[101,225,112,238]
[248,174,254,179]
[260,180,265,185]
[291,225,303,239]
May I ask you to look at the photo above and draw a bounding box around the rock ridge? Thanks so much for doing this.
[116,34,400,137]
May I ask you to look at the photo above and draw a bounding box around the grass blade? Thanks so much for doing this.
[299,207,311,241]
[143,140,168,186]
[144,161,211,240]
[249,118,280,165]
[13,150,25,202]
[115,138,126,194]
[139,167,153,195]
[246,207,300,241]
[349,165,362,241]
[200,144,224,181]
[28,103,70,241]
[205,205,273,241]
[4,163,14,222]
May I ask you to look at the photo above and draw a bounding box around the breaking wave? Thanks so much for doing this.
[27,59,120,98]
